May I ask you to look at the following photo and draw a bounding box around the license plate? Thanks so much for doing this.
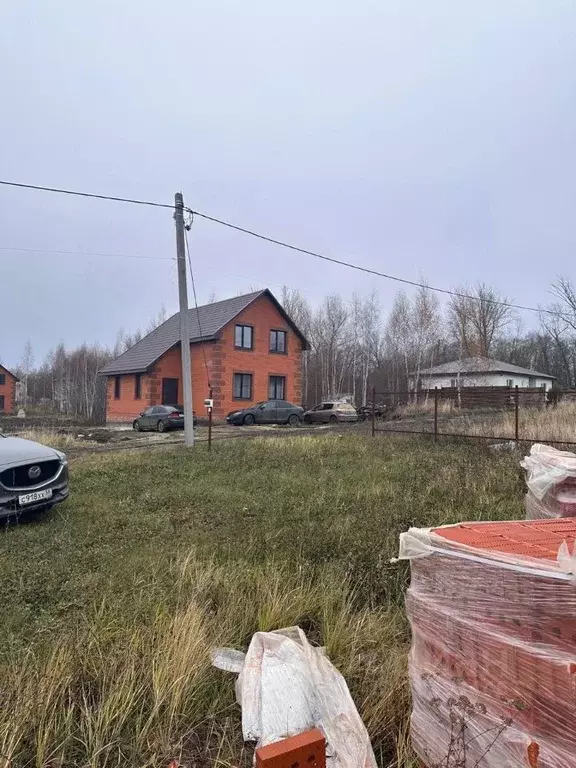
[18,488,53,506]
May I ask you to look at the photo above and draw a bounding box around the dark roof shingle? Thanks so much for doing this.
[416,356,556,379]
[100,289,308,375]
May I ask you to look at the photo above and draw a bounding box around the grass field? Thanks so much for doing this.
[455,401,576,443]
[0,434,525,767]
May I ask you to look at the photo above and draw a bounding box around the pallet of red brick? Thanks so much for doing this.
[399,518,576,767]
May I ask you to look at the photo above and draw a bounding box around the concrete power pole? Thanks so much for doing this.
[174,192,195,447]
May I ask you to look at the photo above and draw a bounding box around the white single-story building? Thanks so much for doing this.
[411,357,556,391]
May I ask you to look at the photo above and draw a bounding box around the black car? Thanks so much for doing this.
[133,405,197,432]
[227,400,303,426]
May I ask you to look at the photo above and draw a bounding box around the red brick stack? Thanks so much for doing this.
[403,518,576,767]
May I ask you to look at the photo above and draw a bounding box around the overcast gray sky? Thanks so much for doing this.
[1,0,575,366]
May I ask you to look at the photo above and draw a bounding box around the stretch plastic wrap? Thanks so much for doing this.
[522,443,576,519]
[212,626,377,768]
[397,520,576,768]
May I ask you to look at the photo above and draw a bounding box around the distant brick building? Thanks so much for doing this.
[100,290,309,423]
[0,365,18,413]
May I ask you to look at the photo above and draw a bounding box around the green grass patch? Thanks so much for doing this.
[0,435,524,767]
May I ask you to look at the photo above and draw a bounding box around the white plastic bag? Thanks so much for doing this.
[521,443,576,500]
[212,626,377,768]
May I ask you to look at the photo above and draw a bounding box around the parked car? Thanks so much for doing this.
[0,433,69,520]
[303,401,358,424]
[227,400,303,426]
[133,405,197,432]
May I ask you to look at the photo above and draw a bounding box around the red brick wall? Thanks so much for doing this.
[106,372,154,422]
[0,367,17,413]
[215,294,303,418]
[105,294,303,422]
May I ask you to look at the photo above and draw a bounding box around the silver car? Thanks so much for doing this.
[303,402,359,424]
[0,434,69,519]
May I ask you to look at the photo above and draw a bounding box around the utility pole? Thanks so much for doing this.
[174,192,194,447]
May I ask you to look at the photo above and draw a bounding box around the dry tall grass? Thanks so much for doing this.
[6,428,85,450]
[0,556,409,768]
[0,436,523,767]
[454,401,576,443]
[395,401,454,418]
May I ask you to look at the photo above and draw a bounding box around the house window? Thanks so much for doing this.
[114,376,121,399]
[270,330,287,354]
[450,379,457,388]
[506,379,513,388]
[0,395,4,411]
[235,324,253,350]
[233,373,253,400]
[269,375,286,400]
[0,374,5,386]
[134,374,142,400]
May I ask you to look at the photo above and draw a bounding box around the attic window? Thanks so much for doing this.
[235,325,253,350]
[0,374,5,386]
[270,330,287,354]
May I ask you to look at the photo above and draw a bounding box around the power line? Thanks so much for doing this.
[188,208,554,317]
[0,246,174,262]
[184,215,211,389]
[0,176,555,316]
[0,179,175,210]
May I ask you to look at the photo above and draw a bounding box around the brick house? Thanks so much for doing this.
[100,289,310,423]
[0,365,18,413]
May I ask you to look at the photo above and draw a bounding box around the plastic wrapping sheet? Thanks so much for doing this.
[212,626,377,768]
[398,520,576,767]
[522,443,576,519]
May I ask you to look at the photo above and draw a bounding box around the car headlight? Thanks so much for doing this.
[55,450,68,465]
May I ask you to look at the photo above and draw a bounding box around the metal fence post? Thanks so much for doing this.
[514,385,519,443]
[434,387,438,442]
[208,386,213,452]
[371,387,376,438]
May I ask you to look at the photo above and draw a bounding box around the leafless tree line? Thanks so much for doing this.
[10,279,576,422]
[284,278,576,406]
[13,310,167,423]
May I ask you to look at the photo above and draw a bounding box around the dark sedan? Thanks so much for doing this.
[227,400,303,426]
[133,405,197,432]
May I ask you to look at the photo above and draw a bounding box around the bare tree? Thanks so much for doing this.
[411,286,442,393]
[146,304,168,333]
[550,276,576,332]
[16,340,34,407]
[448,283,514,358]
[281,287,313,406]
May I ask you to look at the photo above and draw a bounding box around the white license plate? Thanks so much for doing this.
[18,488,53,506]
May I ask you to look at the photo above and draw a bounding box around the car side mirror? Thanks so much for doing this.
[259,405,265,410]
[140,412,145,416]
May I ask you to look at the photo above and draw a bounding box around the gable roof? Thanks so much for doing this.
[100,289,310,376]
[0,364,19,382]
[415,357,556,380]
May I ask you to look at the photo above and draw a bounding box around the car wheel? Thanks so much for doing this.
[329,414,338,424]
[304,414,312,424]
[157,420,166,433]
[133,420,141,431]
[243,414,255,426]
[288,414,300,427]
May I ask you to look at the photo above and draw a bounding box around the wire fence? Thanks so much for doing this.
[367,386,576,448]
